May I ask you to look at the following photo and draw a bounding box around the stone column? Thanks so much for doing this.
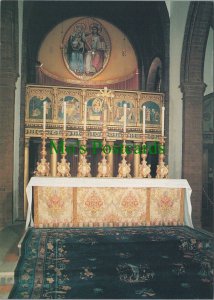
[107,141,114,177]
[134,142,141,177]
[168,2,189,179]
[0,1,18,228]
[24,138,30,217]
[50,139,58,176]
[181,82,206,227]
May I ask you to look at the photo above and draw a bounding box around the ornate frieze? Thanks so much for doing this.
[25,85,164,142]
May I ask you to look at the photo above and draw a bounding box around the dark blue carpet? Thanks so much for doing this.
[9,226,213,299]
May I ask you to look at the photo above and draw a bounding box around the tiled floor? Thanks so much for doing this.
[0,222,25,299]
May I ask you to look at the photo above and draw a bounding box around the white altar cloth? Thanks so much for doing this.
[26,177,193,229]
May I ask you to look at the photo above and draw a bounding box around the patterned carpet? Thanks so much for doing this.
[9,226,213,299]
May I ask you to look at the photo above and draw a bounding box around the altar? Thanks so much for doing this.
[26,177,193,229]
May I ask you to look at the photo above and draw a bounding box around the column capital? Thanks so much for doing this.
[180,81,207,97]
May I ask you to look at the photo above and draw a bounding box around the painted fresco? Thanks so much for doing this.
[87,98,104,122]
[58,96,80,123]
[114,101,136,124]
[63,18,111,80]
[29,96,52,119]
[26,85,164,140]
[140,101,160,125]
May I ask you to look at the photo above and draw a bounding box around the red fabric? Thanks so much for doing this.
[92,51,104,72]
[35,67,139,91]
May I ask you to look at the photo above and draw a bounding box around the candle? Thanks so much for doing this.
[84,101,87,131]
[104,86,107,93]
[143,105,146,135]
[63,101,66,131]
[123,103,127,133]
[162,106,165,136]
[43,101,46,131]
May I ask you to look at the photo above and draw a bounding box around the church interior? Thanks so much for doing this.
[0,0,213,299]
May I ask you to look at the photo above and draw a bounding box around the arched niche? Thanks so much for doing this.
[146,57,162,92]
[38,17,138,86]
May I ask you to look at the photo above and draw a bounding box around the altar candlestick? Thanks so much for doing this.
[143,105,146,135]
[162,106,165,136]
[123,103,127,133]
[84,101,87,131]
[63,101,66,131]
[43,101,46,131]
[104,107,107,124]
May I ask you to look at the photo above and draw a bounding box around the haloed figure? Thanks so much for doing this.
[85,23,106,74]
[68,24,86,74]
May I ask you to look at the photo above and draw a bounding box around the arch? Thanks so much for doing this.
[180,1,213,227]
[146,57,162,92]
[180,2,213,84]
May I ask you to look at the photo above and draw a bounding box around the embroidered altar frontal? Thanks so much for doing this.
[34,187,184,228]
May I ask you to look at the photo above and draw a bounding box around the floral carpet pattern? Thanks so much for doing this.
[9,226,213,299]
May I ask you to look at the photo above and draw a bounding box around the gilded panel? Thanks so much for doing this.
[86,97,104,122]
[25,85,165,141]
[113,91,138,126]
[139,93,163,128]
[26,86,54,123]
[56,88,82,124]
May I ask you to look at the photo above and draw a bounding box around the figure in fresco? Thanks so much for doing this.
[114,101,135,124]
[141,101,160,125]
[150,109,156,123]
[29,97,52,119]
[155,110,160,123]
[67,101,80,122]
[65,19,110,78]
[84,23,106,74]
[127,107,135,122]
[114,103,124,122]
[87,98,104,121]
[115,107,122,121]
[68,24,86,74]
[92,98,103,113]
[146,107,151,122]
[58,96,80,123]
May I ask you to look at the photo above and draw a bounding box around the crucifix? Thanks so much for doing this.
[96,86,114,123]
[96,86,114,99]
[96,87,114,177]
